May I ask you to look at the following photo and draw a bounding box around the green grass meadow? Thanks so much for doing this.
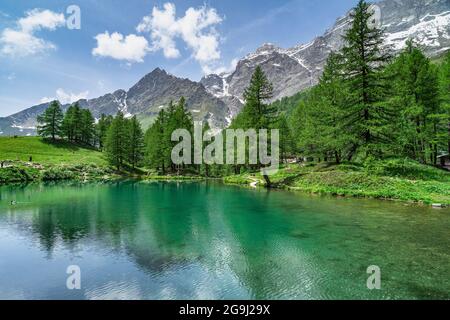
[0,136,106,166]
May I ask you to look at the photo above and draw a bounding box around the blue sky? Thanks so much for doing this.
[0,0,358,117]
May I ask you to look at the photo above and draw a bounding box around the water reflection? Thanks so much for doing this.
[0,181,449,300]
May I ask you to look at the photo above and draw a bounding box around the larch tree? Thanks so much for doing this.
[37,100,64,141]
[341,0,392,159]
[105,112,129,170]
[127,115,145,169]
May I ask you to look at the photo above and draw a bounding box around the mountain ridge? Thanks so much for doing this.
[1,0,449,136]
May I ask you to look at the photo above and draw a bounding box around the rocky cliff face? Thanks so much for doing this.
[0,69,230,135]
[1,0,449,136]
[125,68,229,128]
[201,0,450,108]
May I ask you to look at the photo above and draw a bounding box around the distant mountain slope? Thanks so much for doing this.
[125,68,229,128]
[0,69,230,136]
[201,0,450,105]
[1,0,449,136]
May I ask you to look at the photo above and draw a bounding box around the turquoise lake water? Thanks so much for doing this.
[0,181,449,300]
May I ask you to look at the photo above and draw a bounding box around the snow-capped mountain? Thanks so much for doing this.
[1,0,449,136]
[0,69,230,136]
[201,0,450,108]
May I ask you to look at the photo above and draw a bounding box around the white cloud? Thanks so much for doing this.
[137,2,223,70]
[137,3,180,59]
[18,9,65,33]
[40,88,89,104]
[0,9,65,57]
[92,31,150,63]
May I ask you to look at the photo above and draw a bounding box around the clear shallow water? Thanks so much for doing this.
[0,181,449,300]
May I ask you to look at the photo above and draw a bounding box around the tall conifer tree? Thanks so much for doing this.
[37,100,64,141]
[341,0,391,158]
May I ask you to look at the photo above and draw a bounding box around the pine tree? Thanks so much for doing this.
[241,66,276,129]
[62,105,75,141]
[313,53,351,163]
[201,121,212,176]
[288,53,352,163]
[62,103,83,142]
[228,67,277,173]
[388,41,441,163]
[169,97,193,173]
[145,109,168,174]
[105,112,129,170]
[276,114,295,163]
[439,52,450,155]
[97,114,114,150]
[80,109,95,145]
[37,100,64,141]
[341,0,391,158]
[127,115,145,169]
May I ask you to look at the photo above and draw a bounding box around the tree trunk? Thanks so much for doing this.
[263,174,271,188]
[335,151,341,164]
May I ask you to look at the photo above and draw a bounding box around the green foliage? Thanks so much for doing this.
[386,41,442,163]
[238,65,276,129]
[224,161,450,205]
[36,101,97,148]
[80,108,96,145]
[145,98,193,175]
[0,137,116,184]
[41,167,76,181]
[439,51,450,155]
[127,115,145,168]
[363,158,450,181]
[97,114,113,150]
[222,174,255,186]
[145,109,167,173]
[104,112,129,170]
[270,90,309,116]
[292,53,352,163]
[62,103,82,142]
[276,114,295,162]
[228,67,286,174]
[37,100,64,140]
[340,0,393,158]
[0,166,40,183]
[62,103,96,146]
[288,1,449,168]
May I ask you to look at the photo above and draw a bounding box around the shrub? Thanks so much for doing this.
[41,167,75,181]
[0,166,40,183]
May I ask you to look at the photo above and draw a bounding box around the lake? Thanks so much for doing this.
[0,181,449,300]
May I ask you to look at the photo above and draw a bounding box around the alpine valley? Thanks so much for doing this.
[1,0,449,136]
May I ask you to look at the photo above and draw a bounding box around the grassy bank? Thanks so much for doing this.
[145,175,205,181]
[223,159,450,206]
[0,136,106,166]
[0,137,117,183]
[2,138,449,206]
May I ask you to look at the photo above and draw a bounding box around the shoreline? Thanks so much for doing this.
[1,162,449,208]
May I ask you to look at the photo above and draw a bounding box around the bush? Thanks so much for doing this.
[41,167,75,181]
[0,166,40,183]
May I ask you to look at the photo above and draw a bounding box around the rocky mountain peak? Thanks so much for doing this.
[201,0,449,106]
[1,0,449,136]
[255,43,281,54]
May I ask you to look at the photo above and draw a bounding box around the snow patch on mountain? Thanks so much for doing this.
[115,92,132,118]
[385,11,450,50]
